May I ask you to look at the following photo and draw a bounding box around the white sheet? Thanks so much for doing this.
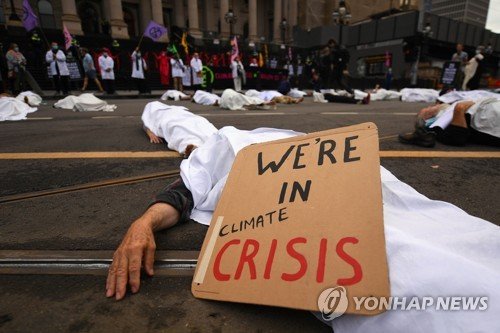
[401,88,440,103]
[245,90,283,102]
[16,91,43,106]
[141,101,217,154]
[219,89,266,110]
[193,90,220,106]
[288,88,307,98]
[0,97,37,121]
[370,89,402,101]
[438,90,500,104]
[180,126,303,224]
[313,92,328,103]
[53,93,116,112]
[160,90,189,101]
[466,98,500,138]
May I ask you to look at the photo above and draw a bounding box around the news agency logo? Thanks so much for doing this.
[317,286,349,321]
[317,287,489,322]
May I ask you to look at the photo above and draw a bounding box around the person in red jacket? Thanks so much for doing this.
[155,50,170,87]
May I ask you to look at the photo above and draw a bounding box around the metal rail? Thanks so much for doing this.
[0,170,181,204]
[0,250,198,277]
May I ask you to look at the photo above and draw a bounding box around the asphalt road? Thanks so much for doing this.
[0,97,499,332]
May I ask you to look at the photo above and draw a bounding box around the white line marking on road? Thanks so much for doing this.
[27,117,53,120]
[321,112,359,115]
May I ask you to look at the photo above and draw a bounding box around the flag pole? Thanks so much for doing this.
[137,33,145,49]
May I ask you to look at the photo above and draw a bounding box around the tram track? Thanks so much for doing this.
[0,250,198,277]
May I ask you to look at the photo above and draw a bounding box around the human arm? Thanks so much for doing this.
[45,51,54,64]
[56,51,66,62]
[106,178,194,300]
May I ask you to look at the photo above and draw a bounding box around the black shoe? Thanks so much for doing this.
[398,129,436,148]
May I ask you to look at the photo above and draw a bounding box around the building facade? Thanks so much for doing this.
[427,0,491,28]
[2,0,424,43]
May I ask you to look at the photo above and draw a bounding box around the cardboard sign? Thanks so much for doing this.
[440,61,460,86]
[192,123,390,315]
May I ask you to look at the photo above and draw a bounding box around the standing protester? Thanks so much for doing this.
[331,41,353,94]
[80,48,104,92]
[131,48,149,94]
[170,53,185,92]
[463,46,485,91]
[231,56,245,92]
[98,48,115,94]
[155,50,170,87]
[190,52,203,91]
[319,40,333,88]
[451,43,468,90]
[45,42,70,96]
[6,43,43,96]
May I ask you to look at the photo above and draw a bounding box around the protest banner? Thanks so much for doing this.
[192,123,390,315]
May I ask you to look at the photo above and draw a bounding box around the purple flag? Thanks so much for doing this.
[22,0,38,32]
[143,21,168,41]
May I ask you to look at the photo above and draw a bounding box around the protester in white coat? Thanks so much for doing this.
[230,56,245,92]
[190,52,203,91]
[131,48,149,94]
[170,53,185,92]
[98,48,115,94]
[45,42,69,96]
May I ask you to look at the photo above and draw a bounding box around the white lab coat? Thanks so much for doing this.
[190,58,203,85]
[231,60,244,79]
[131,51,147,79]
[45,50,69,76]
[98,55,115,80]
[170,58,185,78]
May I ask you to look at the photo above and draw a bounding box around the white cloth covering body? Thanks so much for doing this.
[53,93,116,112]
[160,90,189,101]
[401,88,440,103]
[16,91,42,106]
[0,96,37,121]
[219,89,266,110]
[131,51,147,79]
[190,58,203,85]
[438,90,500,104]
[245,89,283,102]
[288,88,307,98]
[98,55,115,80]
[369,89,402,101]
[193,90,220,106]
[174,118,500,333]
[45,50,69,76]
[141,101,217,154]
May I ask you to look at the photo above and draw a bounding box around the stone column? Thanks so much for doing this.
[204,0,216,32]
[188,0,202,38]
[174,0,185,27]
[151,0,169,42]
[140,0,152,33]
[219,0,230,39]
[108,0,129,39]
[288,0,298,41]
[248,0,257,41]
[61,0,84,35]
[273,0,283,43]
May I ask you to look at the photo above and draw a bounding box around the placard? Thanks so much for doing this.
[192,123,390,315]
